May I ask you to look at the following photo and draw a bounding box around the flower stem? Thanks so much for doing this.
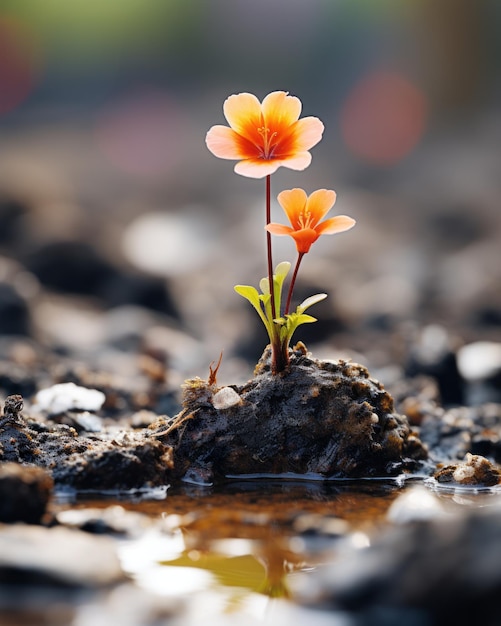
[265,175,277,320]
[285,252,304,315]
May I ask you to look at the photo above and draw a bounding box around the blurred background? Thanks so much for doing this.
[0,0,500,398]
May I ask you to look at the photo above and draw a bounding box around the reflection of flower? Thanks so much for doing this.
[267,188,356,254]
[206,91,324,178]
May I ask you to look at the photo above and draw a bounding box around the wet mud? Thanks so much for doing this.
[166,344,428,483]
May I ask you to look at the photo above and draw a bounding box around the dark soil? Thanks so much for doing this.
[166,344,428,483]
[0,343,433,501]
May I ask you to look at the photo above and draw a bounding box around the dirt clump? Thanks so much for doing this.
[164,345,428,483]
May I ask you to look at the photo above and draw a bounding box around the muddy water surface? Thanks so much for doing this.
[51,479,501,625]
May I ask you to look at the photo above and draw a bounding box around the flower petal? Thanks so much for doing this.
[234,158,280,178]
[265,223,294,236]
[277,188,308,229]
[206,125,247,159]
[290,117,325,151]
[316,215,356,235]
[305,189,337,225]
[290,228,319,254]
[223,92,262,136]
[262,91,301,129]
[276,152,312,171]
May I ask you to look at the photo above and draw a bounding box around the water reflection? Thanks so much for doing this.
[113,479,401,618]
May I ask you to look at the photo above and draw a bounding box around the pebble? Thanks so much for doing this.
[121,209,217,277]
[212,386,242,410]
[34,382,106,415]
[457,341,501,404]
[457,342,501,381]
[0,524,125,587]
[434,453,501,487]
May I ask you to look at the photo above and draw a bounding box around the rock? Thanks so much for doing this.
[405,324,464,406]
[211,386,242,410]
[0,463,53,524]
[457,341,501,404]
[0,282,30,336]
[434,453,501,487]
[457,342,501,382]
[0,394,40,463]
[293,507,501,626]
[34,382,106,415]
[100,272,179,317]
[419,403,501,462]
[0,394,25,426]
[0,524,125,587]
[164,346,428,482]
[0,395,174,491]
[24,240,117,296]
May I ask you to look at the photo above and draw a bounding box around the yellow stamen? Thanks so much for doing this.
[298,210,314,229]
[257,126,278,159]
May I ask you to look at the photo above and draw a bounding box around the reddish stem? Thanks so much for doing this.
[265,174,277,320]
[285,252,304,315]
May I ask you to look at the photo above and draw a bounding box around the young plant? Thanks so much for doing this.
[234,262,328,374]
[206,91,355,374]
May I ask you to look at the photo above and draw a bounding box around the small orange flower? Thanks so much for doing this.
[266,188,356,254]
[206,91,324,179]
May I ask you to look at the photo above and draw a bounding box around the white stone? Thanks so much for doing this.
[457,341,501,381]
[212,387,241,410]
[34,382,106,415]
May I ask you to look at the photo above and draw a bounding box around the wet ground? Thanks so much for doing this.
[4,477,501,626]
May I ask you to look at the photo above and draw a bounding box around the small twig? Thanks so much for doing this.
[208,351,224,386]
[153,409,197,440]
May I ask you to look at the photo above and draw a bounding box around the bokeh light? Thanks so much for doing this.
[94,90,187,180]
[340,71,428,166]
[0,15,42,116]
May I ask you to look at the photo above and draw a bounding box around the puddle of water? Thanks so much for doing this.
[61,481,401,621]
[51,478,501,624]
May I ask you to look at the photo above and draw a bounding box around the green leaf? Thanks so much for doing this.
[235,284,270,332]
[234,284,260,308]
[272,261,290,316]
[259,277,270,295]
[274,261,291,282]
[295,314,317,324]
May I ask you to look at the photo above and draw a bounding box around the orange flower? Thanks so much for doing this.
[266,188,356,254]
[205,91,324,179]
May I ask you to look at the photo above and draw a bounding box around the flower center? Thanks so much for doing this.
[298,210,314,229]
[257,126,278,159]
